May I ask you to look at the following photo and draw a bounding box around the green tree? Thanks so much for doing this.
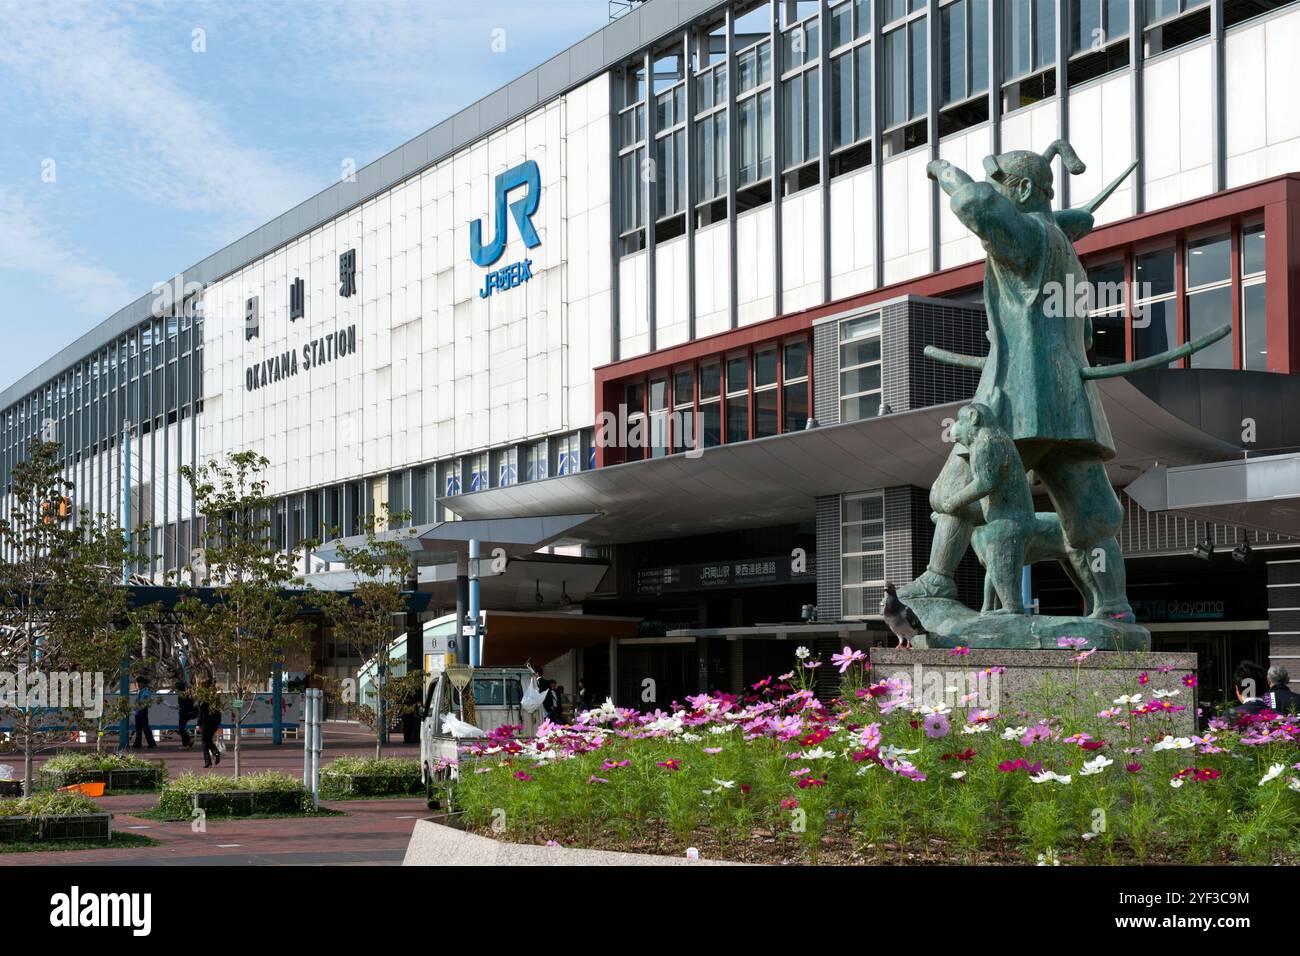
[177,451,308,777]
[319,507,419,759]
[0,440,139,793]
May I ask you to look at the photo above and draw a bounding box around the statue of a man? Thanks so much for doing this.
[904,142,1132,621]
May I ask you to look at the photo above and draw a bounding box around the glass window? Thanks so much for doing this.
[1034,0,1056,67]
[1186,232,1233,370]
[841,490,885,619]
[783,339,810,434]
[1133,299,1177,366]
[1186,232,1231,289]
[626,381,646,458]
[1134,247,1175,299]
[1005,0,1032,78]
[831,52,854,149]
[1243,282,1267,371]
[831,0,853,48]
[884,27,908,127]
[725,354,749,443]
[839,312,882,422]
[700,361,721,400]
[1242,221,1266,277]
[754,347,779,439]
[908,19,927,118]
[1187,286,1232,369]
[649,377,669,458]
[854,44,872,141]
[755,347,779,388]
[699,362,722,448]
[941,2,967,104]
[1086,260,1126,366]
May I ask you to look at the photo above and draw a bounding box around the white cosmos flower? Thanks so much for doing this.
[1113,693,1143,705]
[1289,778,1300,792]
[881,745,920,758]
[795,646,811,660]
[801,747,836,760]
[709,724,737,734]
[916,703,952,716]
[1169,779,1184,789]
[1152,735,1194,751]
[1029,771,1072,785]
[961,723,991,734]
[1079,755,1114,776]
[1036,849,1061,866]
[681,733,702,742]
[950,771,966,780]
[713,779,736,789]
[1002,726,1028,740]
[1153,689,1180,698]
[1259,763,1286,786]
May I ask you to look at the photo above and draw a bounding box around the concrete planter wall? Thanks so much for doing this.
[403,819,739,866]
[868,648,1199,732]
[322,771,421,797]
[0,812,111,843]
[42,767,164,792]
[191,789,308,816]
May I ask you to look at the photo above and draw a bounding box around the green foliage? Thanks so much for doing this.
[176,451,310,777]
[0,791,101,818]
[157,770,310,817]
[41,751,158,774]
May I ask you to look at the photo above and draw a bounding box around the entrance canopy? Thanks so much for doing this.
[312,513,599,565]
[446,377,1238,545]
[479,610,641,667]
[1126,453,1300,537]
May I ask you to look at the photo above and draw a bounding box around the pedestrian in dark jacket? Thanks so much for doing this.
[1267,666,1300,715]
[176,680,198,748]
[132,678,156,749]
[1229,661,1271,723]
[197,680,223,768]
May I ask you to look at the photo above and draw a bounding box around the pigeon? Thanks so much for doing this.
[881,582,925,649]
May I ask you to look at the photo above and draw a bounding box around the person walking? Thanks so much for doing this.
[176,678,197,748]
[197,679,223,768]
[131,678,156,750]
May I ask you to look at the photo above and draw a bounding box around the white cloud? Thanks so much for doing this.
[0,188,135,320]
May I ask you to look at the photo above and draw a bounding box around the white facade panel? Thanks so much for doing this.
[200,74,613,498]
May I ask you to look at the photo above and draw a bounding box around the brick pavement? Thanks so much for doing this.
[0,723,427,866]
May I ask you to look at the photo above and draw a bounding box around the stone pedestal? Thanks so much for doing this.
[868,647,1198,732]
[904,595,1151,651]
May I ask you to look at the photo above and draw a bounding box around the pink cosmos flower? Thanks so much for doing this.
[1057,637,1089,649]
[514,771,533,781]
[656,759,681,771]
[1182,673,1198,688]
[831,645,866,673]
[797,777,827,789]
[703,747,723,755]
[1020,723,1051,747]
[780,797,799,810]
[949,645,971,656]
[1137,672,1150,685]
[789,766,812,778]
[924,712,951,739]
[1125,762,1142,773]
[587,776,609,785]
[602,759,630,770]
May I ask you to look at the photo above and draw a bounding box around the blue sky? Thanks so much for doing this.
[0,0,614,391]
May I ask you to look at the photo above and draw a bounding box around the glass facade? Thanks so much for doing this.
[841,489,885,618]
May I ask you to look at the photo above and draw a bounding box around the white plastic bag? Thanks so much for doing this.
[520,677,548,716]
[441,714,485,739]
[0,764,14,781]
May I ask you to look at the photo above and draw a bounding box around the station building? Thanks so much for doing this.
[5,0,1300,708]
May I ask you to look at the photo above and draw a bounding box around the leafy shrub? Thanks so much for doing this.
[157,771,310,818]
[320,757,421,796]
[0,791,101,818]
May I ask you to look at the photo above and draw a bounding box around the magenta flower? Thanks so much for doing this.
[656,759,681,771]
[923,712,951,739]
[1182,673,1198,688]
[1137,672,1150,685]
[586,776,609,785]
[514,771,533,781]
[1057,637,1089,649]
[601,759,630,770]
[1125,762,1142,773]
[949,645,971,656]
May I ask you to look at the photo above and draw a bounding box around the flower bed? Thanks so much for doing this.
[39,752,167,792]
[454,647,1300,865]
[157,772,312,818]
[320,757,422,797]
[0,792,111,843]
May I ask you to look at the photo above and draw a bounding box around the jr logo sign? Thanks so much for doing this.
[472,159,541,298]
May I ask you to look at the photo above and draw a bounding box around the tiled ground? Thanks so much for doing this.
[0,723,426,866]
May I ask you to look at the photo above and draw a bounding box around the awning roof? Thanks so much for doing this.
[666,621,879,640]
[445,377,1239,545]
[1125,453,1300,537]
[480,610,641,667]
[312,513,599,565]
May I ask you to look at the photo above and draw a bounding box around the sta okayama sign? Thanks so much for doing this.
[245,324,356,391]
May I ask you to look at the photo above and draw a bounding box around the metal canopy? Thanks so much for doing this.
[445,377,1240,546]
[1125,454,1300,538]
[311,513,599,565]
